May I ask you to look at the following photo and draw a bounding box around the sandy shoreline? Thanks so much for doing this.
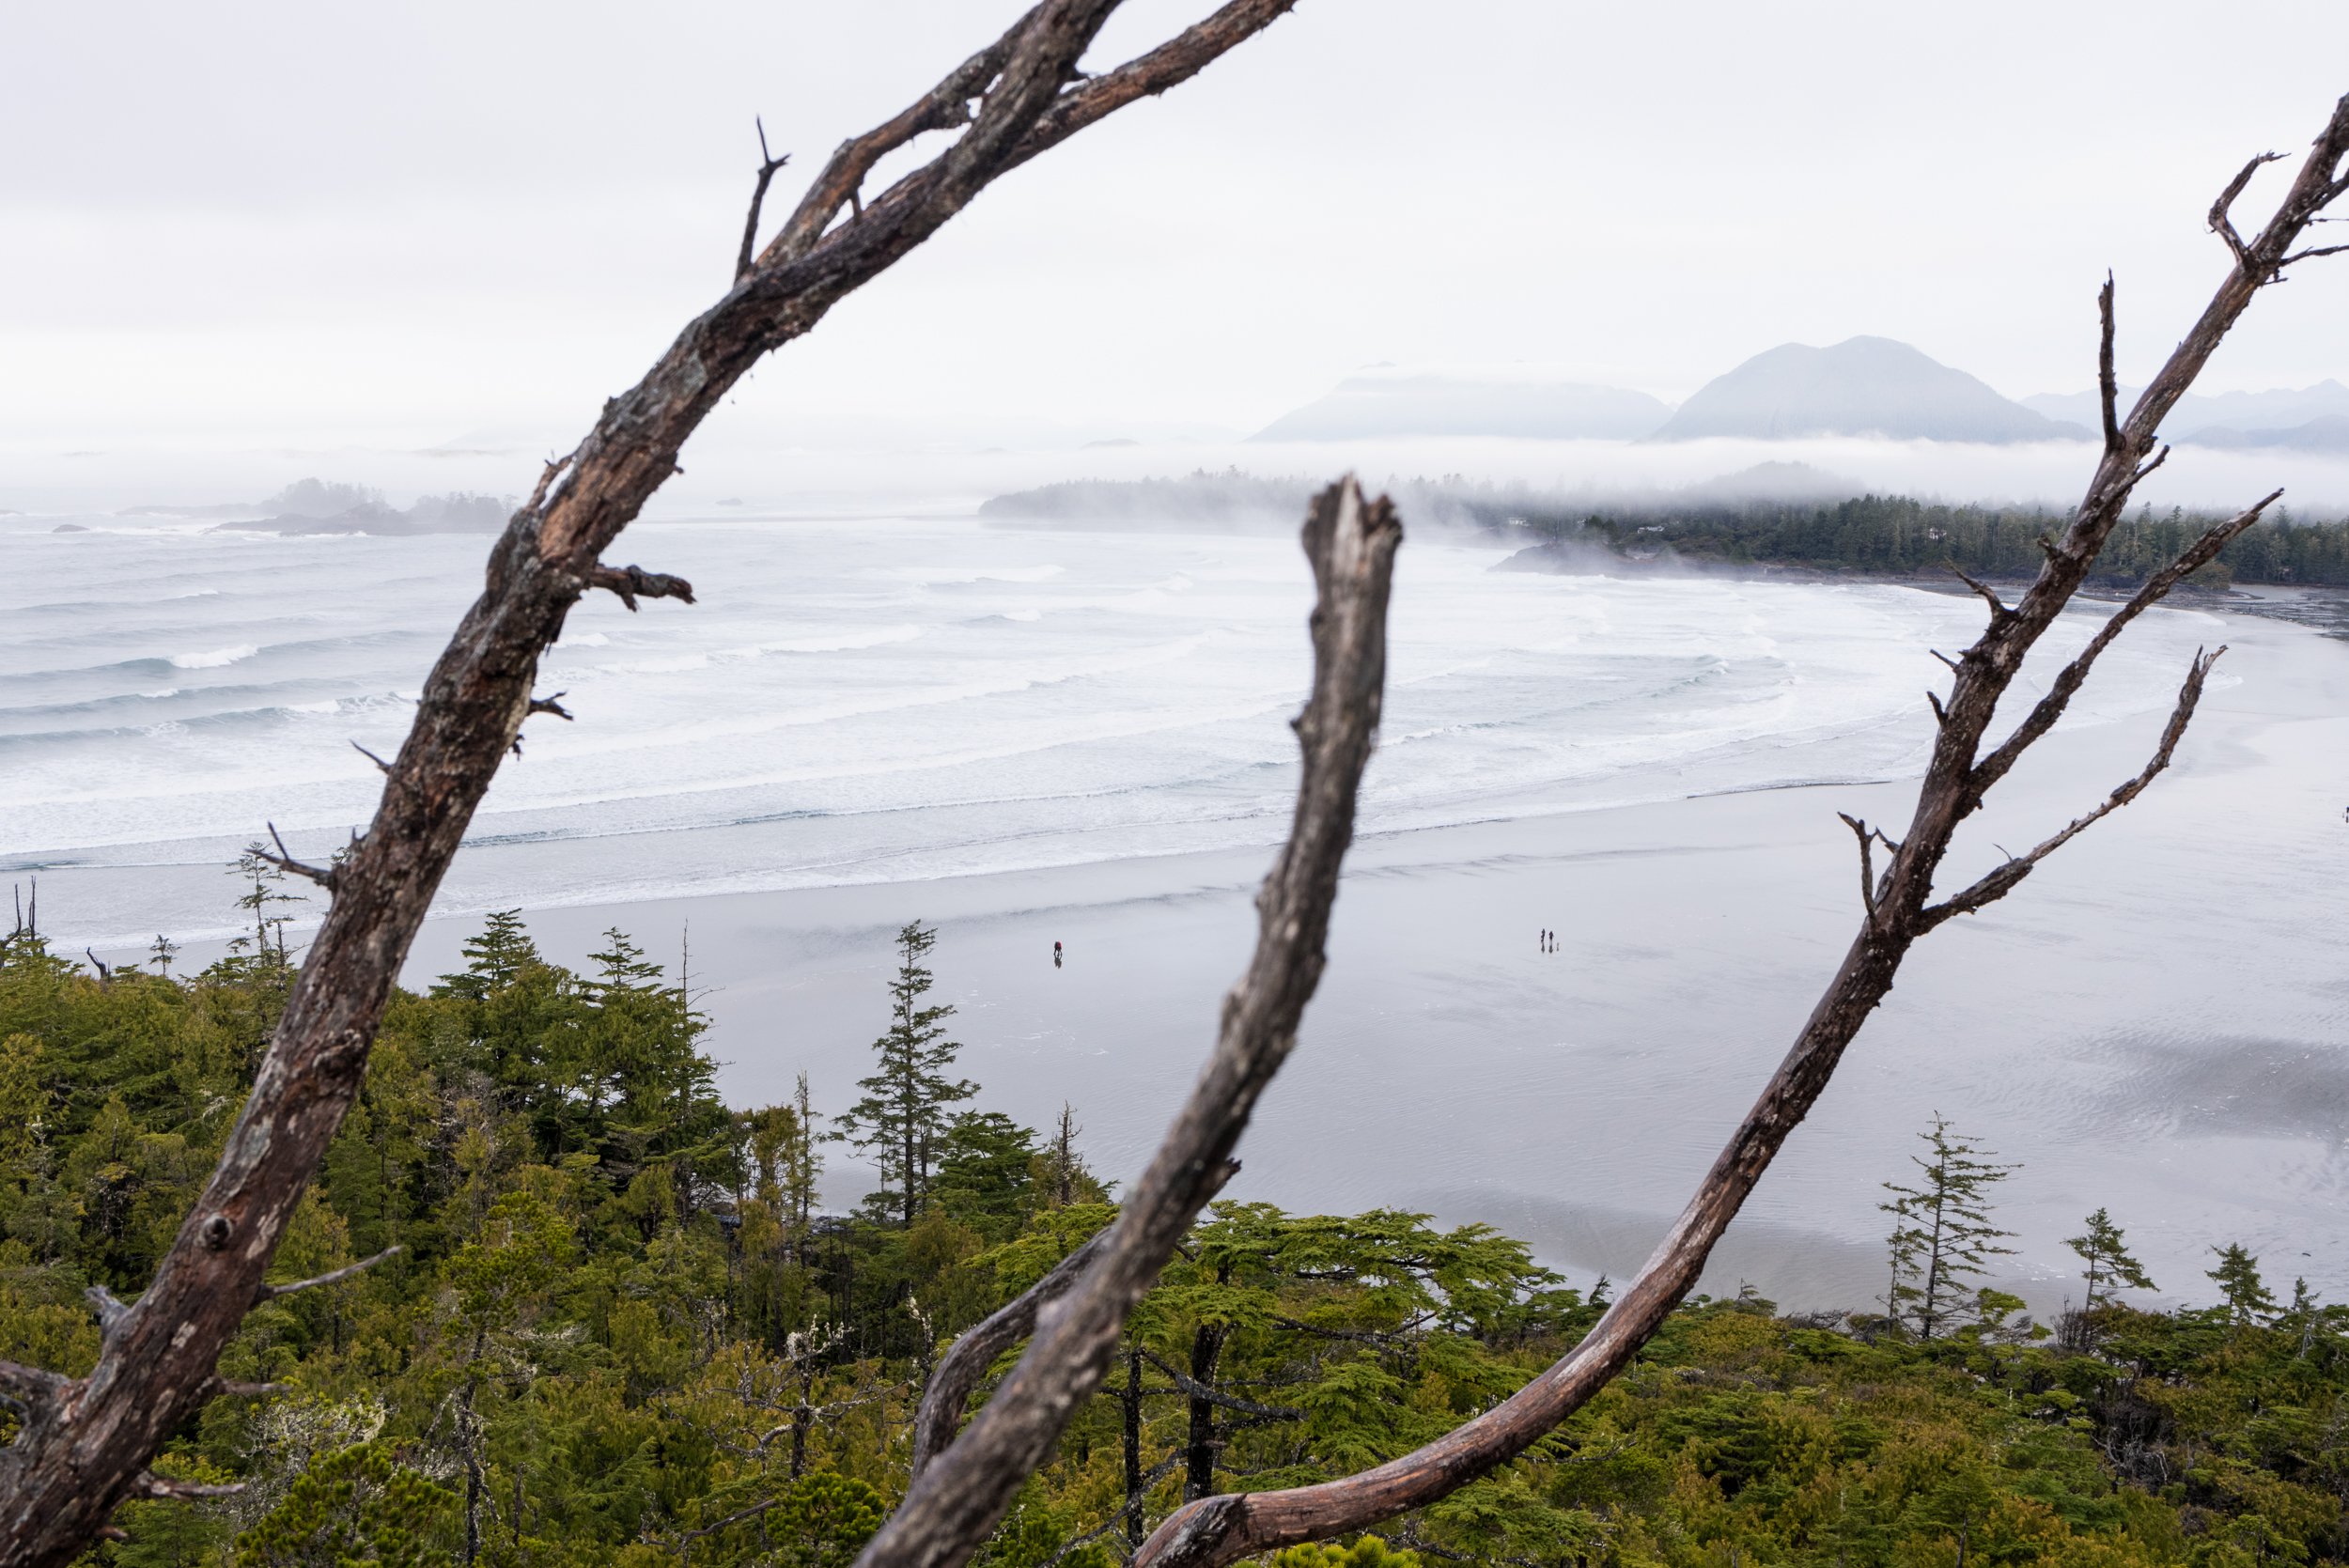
[367,601,2349,1316]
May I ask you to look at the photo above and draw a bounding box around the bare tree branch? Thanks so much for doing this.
[1126,89,2349,1568]
[131,1473,243,1502]
[1965,490,2279,805]
[2097,272,2122,452]
[2211,150,2285,269]
[736,117,792,281]
[1139,1348,1301,1421]
[85,1285,129,1333]
[913,1158,1238,1479]
[1921,646,2225,932]
[250,822,334,891]
[0,6,1296,1560]
[0,1361,64,1417]
[257,1245,402,1300]
[587,564,697,612]
[1949,567,2009,619]
[855,476,1401,1568]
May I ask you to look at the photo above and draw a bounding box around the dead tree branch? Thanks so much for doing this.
[736,117,792,281]
[257,1245,402,1300]
[250,822,334,891]
[2097,273,2122,451]
[912,1159,1237,1479]
[588,564,697,612]
[1966,491,2278,804]
[860,476,1401,1568]
[0,6,1296,1560]
[131,1473,242,1503]
[1125,90,2349,1568]
[2212,151,2285,270]
[0,1362,64,1418]
[1920,646,2224,931]
[1139,1349,1302,1421]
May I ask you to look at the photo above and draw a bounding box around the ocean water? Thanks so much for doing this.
[3,511,2227,949]
[14,506,2348,1309]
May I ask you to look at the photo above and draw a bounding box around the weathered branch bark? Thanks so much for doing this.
[0,5,1295,1560]
[2096,274,2122,452]
[587,564,697,613]
[0,1363,64,1418]
[910,1225,1114,1479]
[1128,90,2349,1568]
[910,1160,1237,1480]
[853,476,1402,1568]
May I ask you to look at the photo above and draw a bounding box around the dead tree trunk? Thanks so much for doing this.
[879,93,2349,1568]
[1121,1347,1148,1556]
[1183,1313,1229,1502]
[0,5,1296,1561]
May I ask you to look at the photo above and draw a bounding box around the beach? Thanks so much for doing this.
[392,601,2349,1317]
[11,510,2346,1315]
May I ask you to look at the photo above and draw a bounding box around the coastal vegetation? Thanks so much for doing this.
[7,0,2339,1559]
[1503,497,2349,587]
[4,906,2345,1568]
[986,473,2349,590]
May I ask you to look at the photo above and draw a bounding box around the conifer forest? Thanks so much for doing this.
[5,884,2348,1568]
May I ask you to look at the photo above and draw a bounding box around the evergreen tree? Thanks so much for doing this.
[230,849,303,966]
[435,910,538,1002]
[2208,1242,2279,1326]
[932,1111,1040,1242]
[1038,1102,1110,1210]
[836,922,972,1226]
[2066,1206,2157,1309]
[1879,1115,2017,1339]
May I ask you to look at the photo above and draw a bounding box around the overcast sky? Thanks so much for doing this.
[9,0,2349,463]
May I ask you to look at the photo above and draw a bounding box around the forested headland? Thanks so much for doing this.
[984,473,2349,588]
[1492,497,2349,588]
[7,879,2348,1568]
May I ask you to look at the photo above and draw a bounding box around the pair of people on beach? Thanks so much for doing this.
[1538,927,1556,953]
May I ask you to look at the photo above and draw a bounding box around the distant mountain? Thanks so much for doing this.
[1252,370,1671,442]
[1678,460,1863,504]
[2185,414,2349,454]
[2021,380,2349,442]
[1651,337,2083,444]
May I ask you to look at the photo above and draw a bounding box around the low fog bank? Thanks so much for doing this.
[10,430,2349,531]
[980,459,1890,536]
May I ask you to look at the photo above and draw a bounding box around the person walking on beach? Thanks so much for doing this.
[1053,940,1064,970]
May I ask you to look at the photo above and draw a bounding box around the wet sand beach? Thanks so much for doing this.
[393,601,2349,1316]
